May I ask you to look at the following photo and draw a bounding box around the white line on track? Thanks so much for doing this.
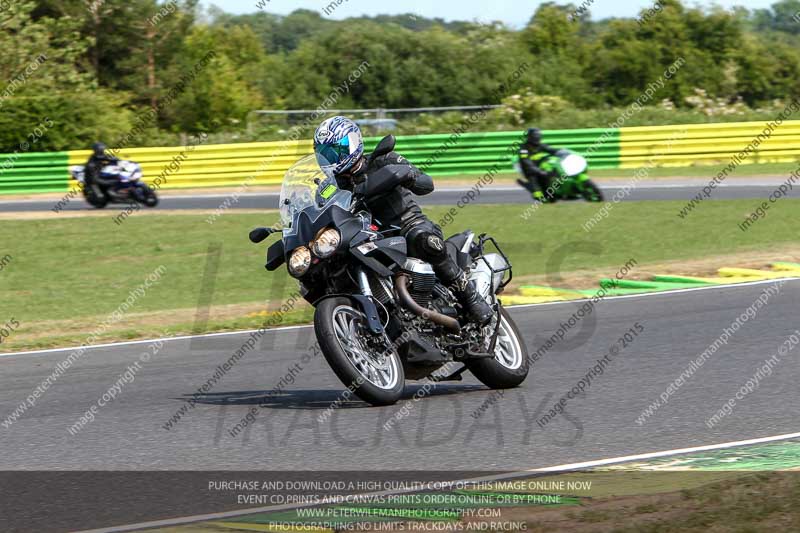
[2,277,796,359]
[77,430,800,533]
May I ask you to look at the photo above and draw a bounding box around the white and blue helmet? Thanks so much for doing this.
[313,116,364,177]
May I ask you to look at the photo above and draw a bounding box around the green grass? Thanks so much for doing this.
[1,197,798,351]
[589,161,800,180]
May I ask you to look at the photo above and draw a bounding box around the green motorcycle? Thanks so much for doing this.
[515,149,604,203]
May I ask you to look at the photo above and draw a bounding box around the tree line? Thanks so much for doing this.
[0,0,799,151]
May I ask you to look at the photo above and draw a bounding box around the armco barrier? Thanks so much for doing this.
[382,128,620,176]
[67,139,313,190]
[0,152,70,194]
[618,121,800,168]
[1,119,799,194]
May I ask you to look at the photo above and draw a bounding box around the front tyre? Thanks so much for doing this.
[581,180,604,202]
[315,297,404,406]
[467,306,529,389]
[136,184,159,207]
[84,185,108,209]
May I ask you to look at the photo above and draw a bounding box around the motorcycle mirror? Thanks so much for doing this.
[370,135,396,160]
[249,227,277,243]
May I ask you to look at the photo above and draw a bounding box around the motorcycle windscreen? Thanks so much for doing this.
[561,154,588,176]
[279,154,353,238]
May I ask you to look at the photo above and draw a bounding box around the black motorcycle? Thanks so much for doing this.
[250,139,529,406]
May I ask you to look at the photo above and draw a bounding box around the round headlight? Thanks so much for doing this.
[312,228,341,258]
[288,246,311,278]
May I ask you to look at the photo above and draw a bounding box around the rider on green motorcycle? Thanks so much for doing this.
[517,128,559,202]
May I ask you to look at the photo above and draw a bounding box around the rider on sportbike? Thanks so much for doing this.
[517,128,559,202]
[313,116,493,326]
[85,142,122,193]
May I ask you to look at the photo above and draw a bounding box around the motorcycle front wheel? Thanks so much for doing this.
[581,180,604,202]
[84,186,108,208]
[136,184,159,207]
[315,297,405,406]
[467,306,529,389]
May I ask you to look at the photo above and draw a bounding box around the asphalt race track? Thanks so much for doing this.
[0,178,794,212]
[2,279,798,472]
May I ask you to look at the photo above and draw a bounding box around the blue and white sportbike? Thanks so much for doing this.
[70,161,158,209]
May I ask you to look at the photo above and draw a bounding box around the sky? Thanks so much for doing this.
[204,0,779,27]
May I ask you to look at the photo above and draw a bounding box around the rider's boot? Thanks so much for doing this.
[451,272,493,326]
[517,178,535,193]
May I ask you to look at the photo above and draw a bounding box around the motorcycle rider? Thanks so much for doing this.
[313,116,493,326]
[517,128,559,202]
[85,142,121,192]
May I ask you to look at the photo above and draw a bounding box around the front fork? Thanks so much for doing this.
[353,268,385,335]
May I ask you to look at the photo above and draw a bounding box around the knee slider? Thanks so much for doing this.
[419,233,446,258]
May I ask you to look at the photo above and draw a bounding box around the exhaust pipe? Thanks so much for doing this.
[395,274,460,332]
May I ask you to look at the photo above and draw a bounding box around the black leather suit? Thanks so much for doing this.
[335,140,463,286]
[85,153,121,190]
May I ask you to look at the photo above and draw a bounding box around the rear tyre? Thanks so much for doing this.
[581,180,604,202]
[142,186,159,207]
[467,306,529,389]
[315,297,404,406]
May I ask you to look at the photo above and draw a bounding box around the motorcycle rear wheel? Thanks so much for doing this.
[315,297,404,406]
